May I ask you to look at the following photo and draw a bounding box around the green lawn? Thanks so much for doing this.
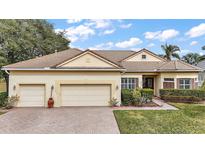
[114,103,205,134]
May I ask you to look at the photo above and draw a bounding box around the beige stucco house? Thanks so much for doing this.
[2,48,201,107]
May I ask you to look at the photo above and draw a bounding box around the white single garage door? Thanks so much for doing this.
[61,85,111,106]
[19,85,45,107]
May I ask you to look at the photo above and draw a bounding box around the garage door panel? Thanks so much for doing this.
[20,93,44,97]
[19,85,45,107]
[21,97,44,102]
[61,85,110,106]
[62,98,109,102]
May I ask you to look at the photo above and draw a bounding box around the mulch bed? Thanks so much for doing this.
[135,102,159,107]
[115,102,159,108]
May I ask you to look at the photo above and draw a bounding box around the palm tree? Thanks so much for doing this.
[182,53,205,66]
[161,43,180,60]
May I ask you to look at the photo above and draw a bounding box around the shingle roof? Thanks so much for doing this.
[92,50,134,63]
[3,48,82,68]
[2,48,201,72]
[157,60,202,72]
[121,61,163,72]
[122,48,167,62]
[197,60,205,70]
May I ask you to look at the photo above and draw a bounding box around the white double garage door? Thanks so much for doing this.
[19,84,111,107]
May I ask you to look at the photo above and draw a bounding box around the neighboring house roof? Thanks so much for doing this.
[197,60,205,70]
[2,48,201,72]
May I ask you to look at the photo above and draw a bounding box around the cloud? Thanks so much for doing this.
[89,42,114,50]
[119,23,132,29]
[144,29,179,41]
[55,28,63,33]
[186,23,205,38]
[144,31,161,39]
[67,19,82,24]
[56,24,95,42]
[147,43,155,47]
[88,19,111,29]
[131,48,142,51]
[103,29,115,35]
[190,41,198,46]
[115,37,142,48]
[158,29,179,41]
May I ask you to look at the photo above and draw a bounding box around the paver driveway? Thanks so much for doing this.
[0,107,119,134]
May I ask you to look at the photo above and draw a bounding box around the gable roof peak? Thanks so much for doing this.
[122,48,167,62]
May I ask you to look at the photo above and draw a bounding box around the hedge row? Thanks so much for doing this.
[159,89,205,103]
[161,95,202,103]
[141,89,154,100]
[0,92,7,107]
[159,89,205,99]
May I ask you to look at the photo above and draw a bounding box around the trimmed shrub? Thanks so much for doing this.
[133,89,141,101]
[4,95,19,109]
[132,89,142,106]
[159,89,205,100]
[121,101,129,106]
[121,88,154,106]
[141,88,154,101]
[0,92,7,107]
[121,89,134,106]
[161,95,202,103]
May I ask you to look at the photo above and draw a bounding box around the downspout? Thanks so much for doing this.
[3,69,10,96]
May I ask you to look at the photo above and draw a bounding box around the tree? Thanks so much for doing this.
[182,53,205,65]
[161,43,180,60]
[0,19,70,93]
[202,46,205,50]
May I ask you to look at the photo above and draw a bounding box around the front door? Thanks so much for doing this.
[143,78,154,89]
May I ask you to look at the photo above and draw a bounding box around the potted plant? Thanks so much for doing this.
[48,97,54,108]
[48,85,54,108]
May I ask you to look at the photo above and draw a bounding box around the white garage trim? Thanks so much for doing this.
[18,84,45,107]
[61,84,111,106]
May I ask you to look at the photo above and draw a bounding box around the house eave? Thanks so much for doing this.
[125,70,201,73]
[1,67,126,72]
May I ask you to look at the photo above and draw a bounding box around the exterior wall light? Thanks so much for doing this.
[13,85,16,90]
[50,85,54,98]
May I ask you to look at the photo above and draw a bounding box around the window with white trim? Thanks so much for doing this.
[121,78,138,89]
[179,78,191,89]
[164,78,174,82]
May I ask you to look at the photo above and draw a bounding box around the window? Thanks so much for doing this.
[179,78,191,89]
[121,78,138,89]
[142,55,146,59]
[164,78,174,82]
[198,73,204,87]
